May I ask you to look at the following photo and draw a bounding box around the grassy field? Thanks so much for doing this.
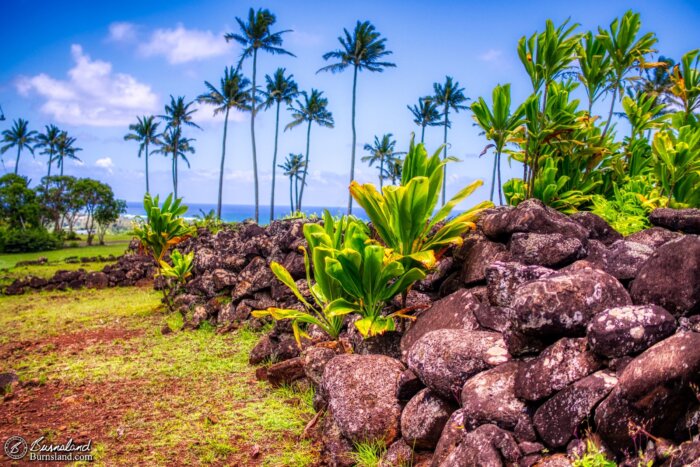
[0,286,318,465]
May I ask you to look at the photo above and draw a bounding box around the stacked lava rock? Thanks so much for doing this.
[300,201,700,466]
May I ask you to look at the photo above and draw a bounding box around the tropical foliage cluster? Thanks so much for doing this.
[0,174,125,252]
[254,139,492,343]
[470,12,699,231]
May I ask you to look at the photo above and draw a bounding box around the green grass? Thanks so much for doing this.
[352,440,387,467]
[0,286,318,466]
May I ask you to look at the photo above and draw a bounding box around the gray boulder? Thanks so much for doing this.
[401,388,457,450]
[509,232,586,267]
[630,236,700,316]
[407,329,511,401]
[649,208,700,234]
[456,233,511,285]
[323,354,404,444]
[604,240,654,281]
[485,261,554,307]
[587,305,676,358]
[571,211,623,245]
[441,424,522,467]
[626,226,683,249]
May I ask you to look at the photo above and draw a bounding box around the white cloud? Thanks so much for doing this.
[108,22,137,42]
[479,49,503,62]
[95,157,114,169]
[138,24,232,64]
[287,29,322,47]
[16,44,159,127]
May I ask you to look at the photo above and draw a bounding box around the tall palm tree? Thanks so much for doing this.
[1,118,38,175]
[471,84,526,205]
[318,20,396,214]
[54,131,82,176]
[381,157,403,186]
[225,8,295,223]
[598,11,657,138]
[35,124,61,187]
[361,133,405,189]
[285,89,334,211]
[197,67,251,219]
[261,68,298,222]
[153,127,195,194]
[124,116,161,194]
[159,96,199,199]
[433,76,469,205]
[279,153,305,212]
[408,97,441,143]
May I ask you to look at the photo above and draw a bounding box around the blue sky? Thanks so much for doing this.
[1,0,699,207]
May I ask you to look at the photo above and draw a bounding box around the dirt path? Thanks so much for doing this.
[0,288,318,466]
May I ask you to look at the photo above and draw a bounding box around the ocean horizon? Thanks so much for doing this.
[125,201,369,224]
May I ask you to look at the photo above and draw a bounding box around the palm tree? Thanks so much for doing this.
[634,55,674,109]
[598,11,658,138]
[471,84,526,205]
[124,116,161,194]
[318,20,396,214]
[1,118,38,175]
[285,89,334,211]
[197,67,251,219]
[35,124,61,187]
[279,153,305,213]
[361,133,405,189]
[261,68,298,221]
[225,8,295,223]
[153,127,195,194]
[408,97,441,142]
[159,96,200,199]
[381,157,402,185]
[433,76,469,205]
[54,131,82,176]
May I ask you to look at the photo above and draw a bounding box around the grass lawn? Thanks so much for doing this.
[0,287,318,466]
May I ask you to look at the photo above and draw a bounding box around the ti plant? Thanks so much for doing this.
[350,136,493,270]
[252,211,364,345]
[159,250,195,286]
[651,120,700,206]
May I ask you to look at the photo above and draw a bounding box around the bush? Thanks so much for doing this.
[0,228,63,253]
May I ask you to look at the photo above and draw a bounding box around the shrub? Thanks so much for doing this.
[0,227,62,253]
[572,439,616,467]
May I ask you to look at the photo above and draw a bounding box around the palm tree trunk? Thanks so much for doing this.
[379,157,384,189]
[601,84,618,140]
[420,125,426,144]
[60,156,64,176]
[442,107,449,206]
[489,154,497,202]
[14,147,20,175]
[298,121,312,211]
[46,152,52,189]
[216,107,230,220]
[497,150,504,205]
[270,101,281,222]
[172,154,177,198]
[348,65,358,215]
[294,175,299,213]
[289,176,294,213]
[251,50,260,223]
[145,142,150,194]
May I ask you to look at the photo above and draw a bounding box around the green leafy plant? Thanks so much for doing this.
[324,234,426,337]
[350,137,493,269]
[652,121,700,206]
[133,193,195,264]
[572,439,616,467]
[193,209,224,233]
[253,211,363,345]
[352,440,387,467]
[160,250,194,285]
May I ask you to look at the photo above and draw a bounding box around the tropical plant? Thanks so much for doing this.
[408,96,441,143]
[572,438,617,467]
[285,89,334,210]
[361,133,405,189]
[279,153,306,213]
[432,76,470,205]
[153,127,196,197]
[318,20,396,214]
[35,124,61,188]
[159,250,195,287]
[261,68,299,221]
[633,55,675,109]
[651,122,700,206]
[621,92,668,140]
[197,67,251,219]
[381,157,403,185]
[668,49,700,123]
[193,208,224,233]
[54,131,82,176]
[159,95,200,199]
[576,31,612,113]
[226,7,295,223]
[1,118,37,175]
[590,176,665,235]
[124,115,161,194]
[133,193,195,265]
[598,11,658,138]
[471,83,526,204]
[0,173,42,230]
[350,137,493,269]
[252,211,364,345]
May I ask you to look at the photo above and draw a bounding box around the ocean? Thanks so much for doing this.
[125,202,368,224]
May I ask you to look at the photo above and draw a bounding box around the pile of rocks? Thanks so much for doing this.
[3,244,156,295]
[263,201,700,466]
